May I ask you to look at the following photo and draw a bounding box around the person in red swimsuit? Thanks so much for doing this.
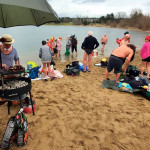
[116,31,131,46]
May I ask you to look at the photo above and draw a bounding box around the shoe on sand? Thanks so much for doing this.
[43,76,50,79]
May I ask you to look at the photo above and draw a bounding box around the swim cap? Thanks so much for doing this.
[145,35,150,41]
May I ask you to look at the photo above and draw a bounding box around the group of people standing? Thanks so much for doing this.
[39,37,63,78]
[0,31,149,82]
[65,35,78,56]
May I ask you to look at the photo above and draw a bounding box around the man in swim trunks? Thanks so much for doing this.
[105,44,136,82]
[81,31,99,72]
[101,34,108,50]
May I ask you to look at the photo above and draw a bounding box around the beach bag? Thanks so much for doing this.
[71,61,80,69]
[65,61,80,76]
[79,64,88,72]
[123,75,145,89]
[1,110,29,149]
[29,66,41,79]
[23,97,36,114]
[101,58,108,67]
[27,61,38,71]
[17,113,29,147]
[51,69,63,78]
[66,61,80,69]
[65,49,70,56]
[65,67,80,76]
[1,116,18,149]
[126,65,140,76]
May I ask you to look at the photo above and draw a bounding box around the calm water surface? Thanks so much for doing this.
[0,25,149,67]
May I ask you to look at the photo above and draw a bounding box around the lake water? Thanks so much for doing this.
[0,25,149,67]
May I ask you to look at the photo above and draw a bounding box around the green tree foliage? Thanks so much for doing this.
[58,8,150,31]
[99,16,106,23]
[83,19,90,25]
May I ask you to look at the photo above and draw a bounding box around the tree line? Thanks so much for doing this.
[59,9,150,31]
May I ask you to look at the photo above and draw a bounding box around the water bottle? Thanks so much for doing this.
[51,65,53,70]
[147,83,150,92]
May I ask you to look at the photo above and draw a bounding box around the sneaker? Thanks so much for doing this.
[43,76,50,79]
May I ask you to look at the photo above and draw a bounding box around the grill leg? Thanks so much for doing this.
[7,101,12,114]
[29,91,35,115]
[19,96,24,111]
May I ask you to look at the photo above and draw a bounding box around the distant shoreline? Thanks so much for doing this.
[46,23,150,33]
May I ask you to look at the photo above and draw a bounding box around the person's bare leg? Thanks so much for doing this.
[141,61,146,77]
[101,44,104,51]
[102,44,105,50]
[147,62,150,79]
[42,63,47,76]
[105,70,109,80]
[57,51,60,58]
[116,73,120,83]
[76,52,78,56]
[88,54,92,71]
[47,63,52,77]
[83,51,88,71]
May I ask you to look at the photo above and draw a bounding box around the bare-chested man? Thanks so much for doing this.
[105,44,136,82]
[101,34,108,50]
[120,34,131,46]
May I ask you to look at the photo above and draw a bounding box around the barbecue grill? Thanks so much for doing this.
[0,67,35,115]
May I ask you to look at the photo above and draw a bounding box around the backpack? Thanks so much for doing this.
[29,66,41,79]
[126,65,140,76]
[123,75,145,89]
[101,58,108,67]
[1,110,29,149]
[64,61,80,76]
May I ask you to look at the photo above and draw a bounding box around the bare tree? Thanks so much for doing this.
[116,12,127,19]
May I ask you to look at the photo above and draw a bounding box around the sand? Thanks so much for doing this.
[1,51,150,150]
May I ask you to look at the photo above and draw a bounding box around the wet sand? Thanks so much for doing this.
[1,51,150,150]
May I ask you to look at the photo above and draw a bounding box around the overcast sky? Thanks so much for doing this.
[48,0,150,18]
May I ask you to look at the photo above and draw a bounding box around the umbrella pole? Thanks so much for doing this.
[0,49,2,69]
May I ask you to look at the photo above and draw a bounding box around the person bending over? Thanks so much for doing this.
[105,44,136,82]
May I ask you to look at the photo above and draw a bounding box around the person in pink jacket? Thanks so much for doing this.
[56,39,62,58]
[140,35,150,79]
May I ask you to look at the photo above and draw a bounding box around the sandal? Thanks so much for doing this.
[82,70,86,73]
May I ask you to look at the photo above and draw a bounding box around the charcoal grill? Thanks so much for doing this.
[0,68,35,115]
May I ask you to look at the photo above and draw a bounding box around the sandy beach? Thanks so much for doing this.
[1,51,150,150]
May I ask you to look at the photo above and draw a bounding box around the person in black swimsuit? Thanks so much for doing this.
[81,31,99,72]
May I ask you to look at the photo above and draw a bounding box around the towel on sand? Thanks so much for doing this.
[100,80,141,93]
